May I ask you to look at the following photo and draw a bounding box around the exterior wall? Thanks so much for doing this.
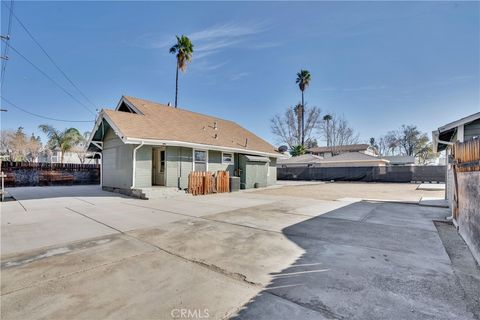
[456,171,480,264]
[208,150,234,175]
[102,128,133,189]
[268,157,277,186]
[134,145,152,188]
[165,146,193,189]
[464,119,480,140]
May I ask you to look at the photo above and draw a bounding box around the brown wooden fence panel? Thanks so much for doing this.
[454,139,480,172]
[188,171,230,195]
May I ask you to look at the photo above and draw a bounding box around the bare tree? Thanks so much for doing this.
[271,105,321,148]
[0,127,42,162]
[317,114,359,152]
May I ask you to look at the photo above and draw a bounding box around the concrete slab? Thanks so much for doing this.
[282,205,450,261]
[364,202,449,231]
[65,203,188,232]
[1,249,257,320]
[1,208,117,255]
[417,183,445,191]
[419,196,449,208]
[128,218,303,286]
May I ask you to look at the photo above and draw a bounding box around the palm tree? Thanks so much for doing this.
[323,114,332,146]
[296,70,311,146]
[169,35,194,108]
[39,125,82,164]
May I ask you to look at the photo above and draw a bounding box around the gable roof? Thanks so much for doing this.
[432,112,480,152]
[307,144,370,154]
[381,155,415,164]
[90,96,280,157]
[277,154,324,164]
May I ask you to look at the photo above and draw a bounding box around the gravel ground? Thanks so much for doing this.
[254,182,445,202]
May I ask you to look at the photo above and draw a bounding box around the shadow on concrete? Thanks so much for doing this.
[4,185,130,201]
[232,201,478,320]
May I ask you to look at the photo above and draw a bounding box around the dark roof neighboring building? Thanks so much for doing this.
[307,144,370,154]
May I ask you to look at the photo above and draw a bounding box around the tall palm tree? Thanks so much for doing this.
[169,35,194,108]
[39,125,82,164]
[296,70,311,146]
[323,114,332,146]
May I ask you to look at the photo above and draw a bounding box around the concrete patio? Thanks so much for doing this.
[1,185,479,319]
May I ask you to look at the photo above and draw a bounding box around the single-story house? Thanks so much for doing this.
[432,112,480,203]
[278,152,389,167]
[306,144,377,157]
[432,112,480,264]
[87,96,282,197]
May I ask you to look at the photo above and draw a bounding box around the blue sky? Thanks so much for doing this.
[1,1,479,146]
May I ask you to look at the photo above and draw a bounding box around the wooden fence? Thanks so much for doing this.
[188,171,230,196]
[453,139,480,172]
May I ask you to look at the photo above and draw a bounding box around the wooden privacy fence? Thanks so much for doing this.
[188,171,230,195]
[453,139,480,172]
[451,139,480,219]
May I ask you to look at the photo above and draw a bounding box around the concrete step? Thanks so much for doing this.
[139,187,185,199]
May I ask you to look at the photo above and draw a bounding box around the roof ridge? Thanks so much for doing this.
[123,95,239,126]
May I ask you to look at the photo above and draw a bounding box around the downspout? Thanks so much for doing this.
[131,142,145,189]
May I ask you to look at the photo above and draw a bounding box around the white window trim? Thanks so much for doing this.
[193,149,209,171]
[222,152,234,165]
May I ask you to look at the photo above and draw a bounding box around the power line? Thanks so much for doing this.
[1,96,95,123]
[3,42,96,116]
[1,0,14,89]
[2,1,98,111]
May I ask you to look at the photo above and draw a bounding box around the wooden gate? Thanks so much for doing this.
[188,171,230,195]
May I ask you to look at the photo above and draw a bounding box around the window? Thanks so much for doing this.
[222,152,233,164]
[193,150,207,171]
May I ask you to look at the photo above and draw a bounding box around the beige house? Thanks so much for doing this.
[278,152,389,167]
[87,96,281,197]
[306,144,377,157]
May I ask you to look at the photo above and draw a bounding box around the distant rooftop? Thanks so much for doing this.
[307,144,370,154]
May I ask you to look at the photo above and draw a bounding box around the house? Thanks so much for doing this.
[306,144,377,157]
[278,152,389,167]
[432,112,480,264]
[432,112,480,203]
[87,96,281,197]
[381,155,415,166]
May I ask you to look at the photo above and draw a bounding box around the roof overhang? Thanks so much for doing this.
[87,111,284,158]
[432,112,480,152]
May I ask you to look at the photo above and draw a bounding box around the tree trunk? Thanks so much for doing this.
[60,151,65,164]
[326,120,329,147]
[174,63,179,108]
[301,91,305,147]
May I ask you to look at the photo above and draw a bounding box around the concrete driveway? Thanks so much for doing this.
[1,185,479,319]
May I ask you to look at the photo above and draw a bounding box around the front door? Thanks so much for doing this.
[152,148,165,186]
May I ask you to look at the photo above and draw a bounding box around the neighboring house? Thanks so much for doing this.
[306,144,377,157]
[87,96,282,196]
[432,112,480,203]
[278,152,389,167]
[277,154,324,165]
[37,148,95,164]
[381,155,415,166]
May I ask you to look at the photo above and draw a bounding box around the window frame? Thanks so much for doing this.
[193,149,208,171]
[221,152,234,165]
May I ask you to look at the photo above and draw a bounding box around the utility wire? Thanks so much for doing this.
[3,42,96,116]
[1,0,14,89]
[2,1,99,111]
[1,96,95,122]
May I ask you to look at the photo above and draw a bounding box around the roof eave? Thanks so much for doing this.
[124,137,283,158]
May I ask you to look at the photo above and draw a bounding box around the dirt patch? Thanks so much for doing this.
[253,182,445,202]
